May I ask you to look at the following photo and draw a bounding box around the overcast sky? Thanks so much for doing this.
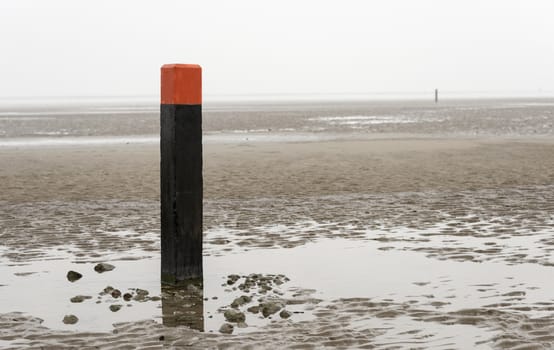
[1,0,553,99]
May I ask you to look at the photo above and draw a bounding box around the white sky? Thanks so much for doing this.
[1,0,553,99]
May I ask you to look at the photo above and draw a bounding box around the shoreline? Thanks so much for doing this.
[0,132,553,149]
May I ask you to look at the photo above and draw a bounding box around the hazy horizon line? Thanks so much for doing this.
[1,90,554,104]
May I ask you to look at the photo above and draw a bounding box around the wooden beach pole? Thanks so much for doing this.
[435,88,438,103]
[160,64,203,284]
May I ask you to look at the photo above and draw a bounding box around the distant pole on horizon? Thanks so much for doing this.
[435,88,438,103]
[160,64,203,284]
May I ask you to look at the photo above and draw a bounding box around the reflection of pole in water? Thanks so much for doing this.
[161,278,204,331]
[435,88,438,103]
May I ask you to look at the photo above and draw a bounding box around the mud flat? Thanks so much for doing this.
[1,132,554,349]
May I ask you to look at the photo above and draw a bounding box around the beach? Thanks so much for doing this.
[1,99,554,349]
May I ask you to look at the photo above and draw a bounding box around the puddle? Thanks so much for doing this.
[208,238,554,317]
[0,257,160,333]
[3,235,554,346]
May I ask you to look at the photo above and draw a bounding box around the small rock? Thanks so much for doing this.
[260,284,272,291]
[279,310,292,319]
[134,294,147,302]
[159,335,165,341]
[236,322,248,328]
[66,271,82,282]
[63,315,79,324]
[247,306,260,314]
[223,309,246,323]
[94,263,115,273]
[136,288,149,296]
[123,293,133,301]
[219,323,234,334]
[261,302,282,318]
[109,304,122,312]
[103,286,114,294]
[231,295,252,308]
[227,274,240,285]
[70,295,91,303]
[111,289,122,298]
[149,296,161,301]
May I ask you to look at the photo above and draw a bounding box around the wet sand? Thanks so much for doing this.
[2,137,553,203]
[1,134,554,348]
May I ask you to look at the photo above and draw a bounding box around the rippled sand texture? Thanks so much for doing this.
[1,99,554,349]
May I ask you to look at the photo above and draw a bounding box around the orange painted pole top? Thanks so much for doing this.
[161,64,202,105]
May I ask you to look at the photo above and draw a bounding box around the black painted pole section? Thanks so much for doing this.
[160,64,203,284]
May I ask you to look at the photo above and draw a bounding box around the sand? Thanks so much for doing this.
[1,130,554,348]
[2,137,553,203]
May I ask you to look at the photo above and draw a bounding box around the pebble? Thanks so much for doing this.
[219,323,234,334]
[70,295,91,303]
[279,310,292,319]
[247,306,260,314]
[231,295,252,308]
[227,274,240,285]
[123,293,133,301]
[66,271,82,282]
[63,315,79,324]
[261,301,282,318]
[136,288,149,296]
[223,309,246,323]
[94,263,115,273]
[109,304,122,312]
[111,289,122,298]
